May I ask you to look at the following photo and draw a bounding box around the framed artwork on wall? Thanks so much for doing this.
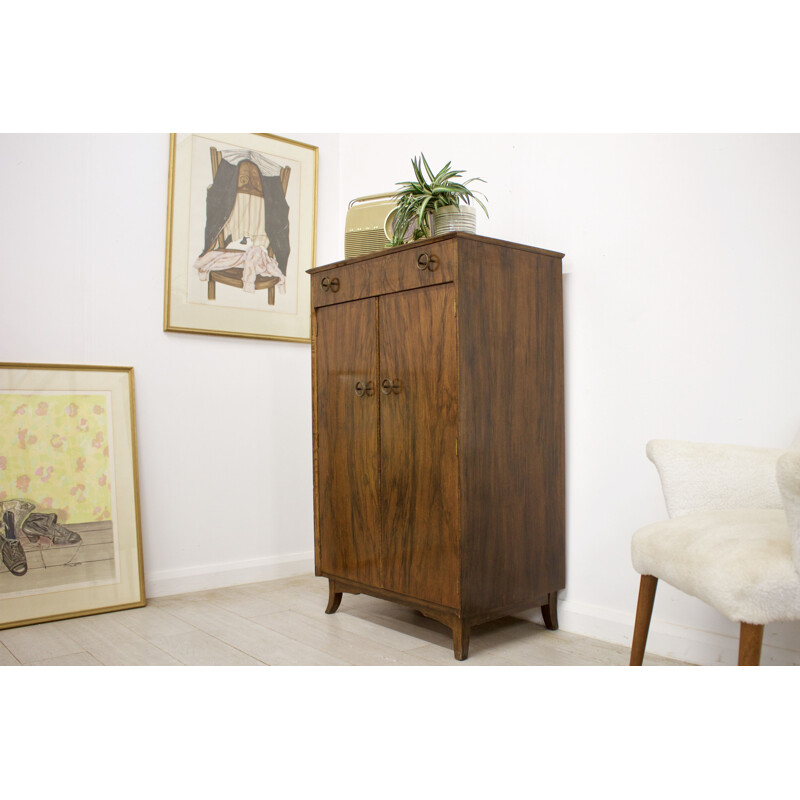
[163,132,318,343]
[0,363,145,630]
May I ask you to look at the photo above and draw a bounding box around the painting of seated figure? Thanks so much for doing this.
[194,146,291,305]
[164,133,318,343]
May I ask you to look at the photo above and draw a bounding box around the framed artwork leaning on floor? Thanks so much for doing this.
[0,363,145,629]
[164,132,318,343]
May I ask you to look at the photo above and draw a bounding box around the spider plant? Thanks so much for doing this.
[389,153,488,247]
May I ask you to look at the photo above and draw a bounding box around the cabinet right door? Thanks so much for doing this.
[379,283,460,608]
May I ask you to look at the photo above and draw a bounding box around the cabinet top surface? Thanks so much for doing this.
[308,231,565,274]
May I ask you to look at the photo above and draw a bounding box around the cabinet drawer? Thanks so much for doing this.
[311,239,457,307]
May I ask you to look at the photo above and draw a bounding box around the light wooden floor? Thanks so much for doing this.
[0,574,687,666]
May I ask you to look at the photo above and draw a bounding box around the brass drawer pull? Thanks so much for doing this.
[416,253,439,271]
[355,381,374,397]
[381,378,401,395]
[321,276,340,292]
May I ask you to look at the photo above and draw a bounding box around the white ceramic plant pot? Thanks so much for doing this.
[432,205,477,236]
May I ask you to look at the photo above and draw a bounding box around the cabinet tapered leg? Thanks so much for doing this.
[325,580,343,614]
[453,620,470,661]
[541,592,559,630]
[630,574,658,666]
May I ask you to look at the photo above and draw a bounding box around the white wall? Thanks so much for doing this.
[338,134,800,664]
[0,133,341,597]
[2,133,799,664]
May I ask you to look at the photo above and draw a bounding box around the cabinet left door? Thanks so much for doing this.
[315,297,382,587]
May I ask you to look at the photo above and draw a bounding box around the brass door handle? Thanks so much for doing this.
[321,276,340,292]
[355,381,375,397]
[416,252,439,271]
[381,378,401,395]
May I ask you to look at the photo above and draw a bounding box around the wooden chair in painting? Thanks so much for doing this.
[206,147,290,306]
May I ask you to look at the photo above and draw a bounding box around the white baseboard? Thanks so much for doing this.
[521,598,800,666]
[553,599,738,665]
[144,551,315,599]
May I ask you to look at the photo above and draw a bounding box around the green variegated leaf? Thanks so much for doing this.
[390,152,489,245]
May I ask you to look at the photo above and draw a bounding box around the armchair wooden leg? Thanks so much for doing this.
[630,575,658,666]
[738,623,764,666]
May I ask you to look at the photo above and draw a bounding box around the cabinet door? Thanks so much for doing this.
[315,298,381,586]
[379,283,459,608]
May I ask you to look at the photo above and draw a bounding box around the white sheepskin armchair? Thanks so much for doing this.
[630,437,800,666]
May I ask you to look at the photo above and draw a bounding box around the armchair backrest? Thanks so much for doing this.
[646,440,785,518]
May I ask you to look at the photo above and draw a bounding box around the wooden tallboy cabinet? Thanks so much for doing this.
[309,233,565,659]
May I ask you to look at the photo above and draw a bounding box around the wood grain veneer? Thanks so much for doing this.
[310,232,565,660]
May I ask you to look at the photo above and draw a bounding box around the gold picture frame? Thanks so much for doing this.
[0,363,145,629]
[164,133,318,343]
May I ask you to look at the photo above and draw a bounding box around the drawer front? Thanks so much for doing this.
[311,240,457,307]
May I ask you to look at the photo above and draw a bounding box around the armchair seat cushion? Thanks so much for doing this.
[631,508,800,624]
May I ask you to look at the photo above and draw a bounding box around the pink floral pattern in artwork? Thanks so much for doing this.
[1,392,112,524]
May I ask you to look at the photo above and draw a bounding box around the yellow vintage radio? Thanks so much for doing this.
[344,193,398,259]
